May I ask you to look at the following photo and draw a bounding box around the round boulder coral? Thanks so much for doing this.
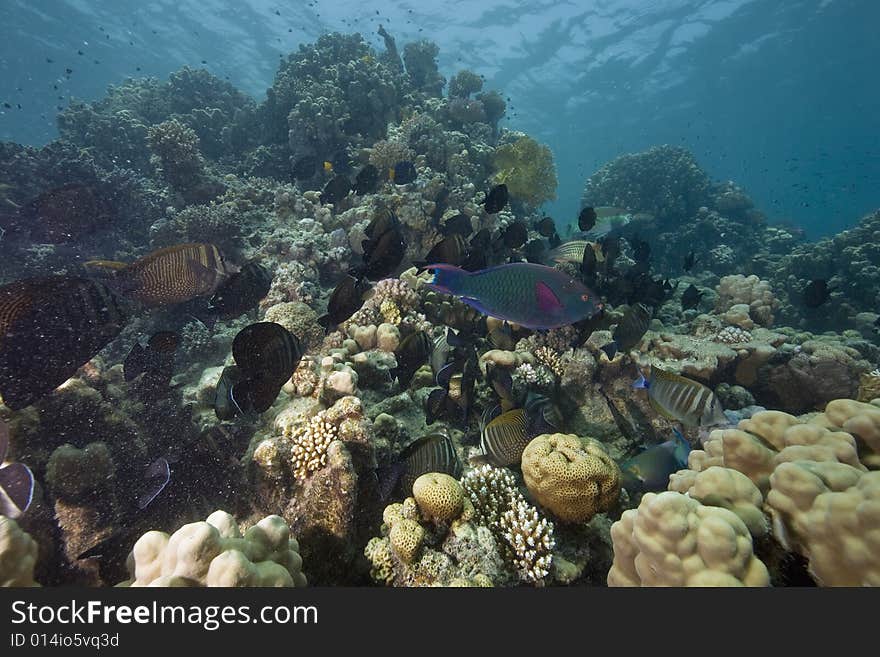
[413,472,465,523]
[521,433,621,523]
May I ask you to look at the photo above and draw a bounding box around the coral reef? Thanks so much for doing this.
[119,511,307,587]
[521,434,620,524]
[491,133,557,208]
[607,491,770,586]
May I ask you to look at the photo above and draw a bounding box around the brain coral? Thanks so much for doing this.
[120,510,307,587]
[521,433,621,523]
[413,472,465,523]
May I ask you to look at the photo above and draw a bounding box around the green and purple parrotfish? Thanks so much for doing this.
[424,263,602,329]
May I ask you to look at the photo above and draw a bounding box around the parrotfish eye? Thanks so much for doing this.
[580,293,591,302]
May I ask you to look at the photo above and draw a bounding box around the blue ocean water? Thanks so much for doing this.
[0,0,877,236]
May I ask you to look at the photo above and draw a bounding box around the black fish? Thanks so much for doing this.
[486,362,515,409]
[523,239,546,263]
[391,331,433,388]
[354,164,381,195]
[379,433,462,500]
[502,221,528,249]
[319,275,372,331]
[524,392,563,435]
[802,279,831,308]
[424,387,459,425]
[600,235,620,269]
[580,241,598,280]
[487,321,516,351]
[416,234,468,267]
[483,184,508,214]
[441,213,473,238]
[631,237,650,266]
[535,216,556,237]
[430,188,450,226]
[207,262,273,321]
[292,154,318,180]
[391,160,417,184]
[681,284,704,311]
[360,225,406,279]
[0,276,128,410]
[602,303,651,359]
[232,322,303,385]
[578,206,597,232]
[365,208,401,241]
[123,331,180,386]
[320,175,351,204]
[683,250,698,272]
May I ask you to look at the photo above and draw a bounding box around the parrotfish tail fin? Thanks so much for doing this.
[422,263,469,295]
[632,374,649,389]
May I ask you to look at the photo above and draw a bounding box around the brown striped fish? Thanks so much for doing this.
[379,433,462,500]
[0,276,128,410]
[633,365,727,427]
[85,243,234,307]
[479,408,530,467]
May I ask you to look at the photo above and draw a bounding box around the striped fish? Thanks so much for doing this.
[548,240,603,265]
[0,276,128,410]
[633,366,727,427]
[391,433,462,498]
[232,322,303,385]
[86,243,233,307]
[480,408,530,467]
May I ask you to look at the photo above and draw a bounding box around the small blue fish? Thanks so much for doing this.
[620,429,691,493]
[424,262,601,329]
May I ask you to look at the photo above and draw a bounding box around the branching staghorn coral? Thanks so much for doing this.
[462,464,556,584]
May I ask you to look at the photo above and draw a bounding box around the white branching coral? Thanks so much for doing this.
[533,346,565,378]
[462,464,519,526]
[288,412,338,480]
[461,464,556,585]
[500,499,555,584]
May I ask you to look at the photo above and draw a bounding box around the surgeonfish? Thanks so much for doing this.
[207,262,273,321]
[378,433,462,501]
[318,274,373,332]
[390,160,417,185]
[633,365,727,427]
[85,243,234,308]
[214,322,304,420]
[619,428,691,493]
[424,262,602,330]
[0,275,128,410]
[479,408,530,467]
[483,184,508,214]
[123,331,180,387]
[602,302,652,359]
[391,331,433,388]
